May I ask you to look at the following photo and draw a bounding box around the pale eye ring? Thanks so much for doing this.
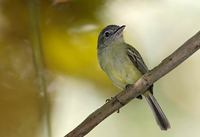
[104,31,110,38]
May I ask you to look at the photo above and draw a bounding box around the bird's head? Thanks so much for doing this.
[97,25,126,49]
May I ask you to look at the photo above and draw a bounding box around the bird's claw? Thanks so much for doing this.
[105,97,114,103]
[125,84,132,90]
[105,97,123,113]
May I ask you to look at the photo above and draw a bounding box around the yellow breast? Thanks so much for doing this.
[100,46,142,89]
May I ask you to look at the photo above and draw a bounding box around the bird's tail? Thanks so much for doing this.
[144,91,170,130]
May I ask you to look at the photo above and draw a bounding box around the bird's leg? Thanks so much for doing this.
[125,84,143,99]
[106,97,119,112]
[105,96,125,113]
[105,97,113,103]
[125,84,132,90]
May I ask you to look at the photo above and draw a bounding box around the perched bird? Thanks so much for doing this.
[97,25,170,130]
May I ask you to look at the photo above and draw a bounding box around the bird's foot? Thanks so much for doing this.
[105,96,125,113]
[125,84,132,91]
[105,97,113,103]
[125,84,142,99]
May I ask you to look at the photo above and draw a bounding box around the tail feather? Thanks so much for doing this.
[144,91,170,130]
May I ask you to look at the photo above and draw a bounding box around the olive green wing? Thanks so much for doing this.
[126,44,148,74]
[126,44,153,97]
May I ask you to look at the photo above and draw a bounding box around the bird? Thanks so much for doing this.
[97,24,170,130]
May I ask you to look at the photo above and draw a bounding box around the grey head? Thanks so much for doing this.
[97,25,126,49]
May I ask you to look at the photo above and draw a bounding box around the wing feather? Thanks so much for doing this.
[126,45,148,74]
[126,44,153,95]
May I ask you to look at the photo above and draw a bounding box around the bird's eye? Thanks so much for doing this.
[104,31,110,38]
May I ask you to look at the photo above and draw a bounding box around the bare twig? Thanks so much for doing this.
[28,1,51,137]
[65,31,200,137]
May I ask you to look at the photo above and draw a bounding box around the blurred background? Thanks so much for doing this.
[0,0,200,137]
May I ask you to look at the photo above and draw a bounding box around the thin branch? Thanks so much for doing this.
[28,1,52,137]
[65,31,200,137]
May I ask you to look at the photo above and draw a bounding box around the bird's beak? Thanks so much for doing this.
[119,25,126,31]
[114,25,126,35]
